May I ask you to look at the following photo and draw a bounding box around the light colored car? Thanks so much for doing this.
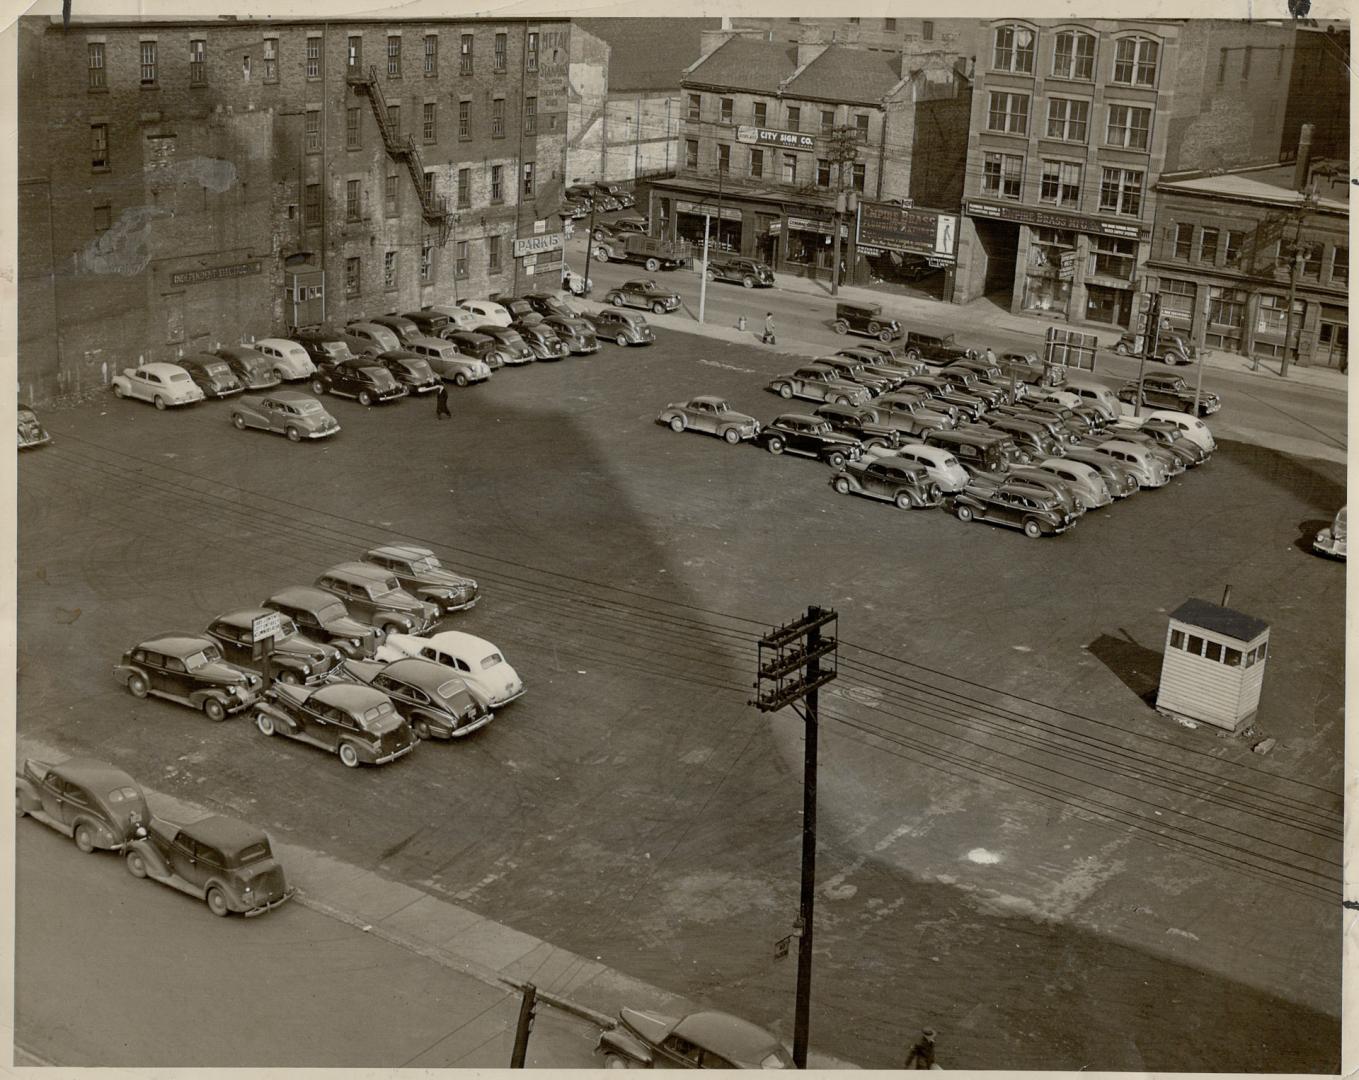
[424,304,487,333]
[1061,375,1122,420]
[886,443,970,493]
[1088,438,1169,488]
[767,367,873,407]
[1314,506,1346,560]
[230,390,340,441]
[1033,388,1084,411]
[657,396,760,444]
[1145,409,1216,453]
[458,299,513,327]
[345,322,403,356]
[404,337,492,386]
[253,338,317,382]
[1027,457,1113,508]
[111,362,205,409]
[1061,445,1141,498]
[377,630,525,709]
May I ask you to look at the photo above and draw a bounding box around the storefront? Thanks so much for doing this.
[1020,228,1075,316]
[674,199,744,254]
[1317,305,1348,370]
[783,214,843,273]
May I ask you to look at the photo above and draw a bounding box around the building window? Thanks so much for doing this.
[1173,223,1194,259]
[1105,104,1151,150]
[346,179,362,221]
[688,94,701,121]
[140,41,157,86]
[852,163,866,192]
[93,204,111,232]
[711,143,727,174]
[685,139,698,169]
[420,240,433,282]
[464,34,477,74]
[91,124,109,170]
[488,233,502,273]
[1089,236,1136,278]
[458,167,471,208]
[305,37,321,80]
[458,100,471,139]
[1098,167,1143,216]
[387,104,401,136]
[421,102,436,142]
[1242,45,1252,81]
[305,110,320,153]
[265,37,279,81]
[1052,30,1095,80]
[384,251,397,289]
[1256,293,1304,334]
[1225,230,1245,264]
[1200,227,1219,264]
[347,35,361,70]
[385,173,398,215]
[345,256,361,296]
[524,96,537,136]
[387,36,402,78]
[782,153,797,183]
[816,159,832,187]
[242,54,251,81]
[88,43,106,89]
[1039,160,1081,206]
[922,20,934,40]
[1045,98,1089,142]
[821,109,835,136]
[1160,278,1195,324]
[1300,245,1322,278]
[424,35,438,76]
[189,39,206,85]
[522,161,535,196]
[304,183,320,226]
[982,152,1024,199]
[1112,36,1159,87]
[992,24,1036,74]
[526,31,539,71]
[1332,246,1349,285]
[490,163,503,202]
[456,240,470,278]
[987,91,1029,135]
[1205,285,1246,349]
[346,108,361,148]
[491,98,505,138]
[749,148,764,177]
[885,18,897,31]
[787,106,801,131]
[753,101,767,126]
[855,113,870,141]
[720,97,733,123]
[423,169,436,200]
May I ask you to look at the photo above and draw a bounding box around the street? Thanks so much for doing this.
[15,319,1342,1071]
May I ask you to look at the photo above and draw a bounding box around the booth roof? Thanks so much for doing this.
[1170,598,1270,643]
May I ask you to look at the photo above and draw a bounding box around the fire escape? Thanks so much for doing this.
[347,65,454,246]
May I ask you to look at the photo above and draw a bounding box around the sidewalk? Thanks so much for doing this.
[17,736,858,1070]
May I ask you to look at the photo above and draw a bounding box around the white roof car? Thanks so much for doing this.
[889,444,970,493]
[1060,376,1120,419]
[1146,409,1216,452]
[254,338,317,381]
[345,322,403,355]
[1034,389,1083,410]
[111,362,205,409]
[1032,457,1113,508]
[458,300,513,327]
[1090,438,1169,488]
[376,630,524,708]
[424,305,485,332]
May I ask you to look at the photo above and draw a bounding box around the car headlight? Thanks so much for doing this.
[300,663,311,675]
[228,685,240,695]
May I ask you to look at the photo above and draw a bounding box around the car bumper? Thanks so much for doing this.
[373,387,408,402]
[1200,400,1221,415]
[487,686,526,708]
[370,741,418,765]
[223,688,262,714]
[1314,531,1346,557]
[410,380,442,394]
[302,424,340,439]
[446,711,495,738]
[205,386,244,398]
[18,431,51,448]
[241,886,296,917]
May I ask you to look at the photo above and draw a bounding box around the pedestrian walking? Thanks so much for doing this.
[434,383,451,421]
[762,312,777,345]
[984,346,998,367]
[904,1028,937,1070]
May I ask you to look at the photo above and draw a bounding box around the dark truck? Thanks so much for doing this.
[592,233,691,272]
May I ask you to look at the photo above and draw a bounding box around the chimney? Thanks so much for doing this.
[1294,123,1314,191]
[1221,584,1232,608]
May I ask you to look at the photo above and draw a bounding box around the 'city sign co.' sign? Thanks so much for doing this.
[736,126,816,152]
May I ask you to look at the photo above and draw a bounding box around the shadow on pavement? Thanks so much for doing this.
[1086,630,1163,706]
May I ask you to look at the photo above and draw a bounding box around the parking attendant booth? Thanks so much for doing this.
[1155,597,1269,732]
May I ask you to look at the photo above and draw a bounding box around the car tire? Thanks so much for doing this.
[256,712,276,736]
[127,673,149,699]
[651,301,666,315]
[868,322,880,335]
[274,368,287,383]
[905,349,920,363]
[645,257,660,272]
[777,384,793,399]
[413,718,431,740]
[594,246,611,261]
[113,384,126,399]
[206,886,230,918]
[203,697,228,723]
[1023,518,1044,539]
[704,269,716,281]
[358,390,374,407]
[833,396,849,406]
[955,504,974,523]
[669,416,686,433]
[616,333,629,348]
[338,742,361,769]
[232,413,246,430]
[766,436,785,455]
[154,395,166,411]
[277,669,300,685]
[1114,342,1130,356]
[286,426,302,443]
[603,1054,635,1069]
[895,491,914,510]
[311,379,327,395]
[833,476,851,495]
[722,427,742,445]
[832,321,849,335]
[742,276,755,288]
[827,451,847,469]
[611,296,625,308]
[126,851,148,878]
[74,823,96,854]
[454,372,469,387]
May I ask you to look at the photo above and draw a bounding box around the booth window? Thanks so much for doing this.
[1186,635,1204,655]
[1224,648,1242,667]
[1169,629,1185,649]
[1204,641,1223,663]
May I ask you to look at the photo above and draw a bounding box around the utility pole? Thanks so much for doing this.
[1134,293,1160,419]
[751,606,839,1070]
[1279,186,1318,379]
[698,209,711,324]
[582,192,598,299]
[509,983,537,1067]
[826,126,860,295]
[633,95,642,181]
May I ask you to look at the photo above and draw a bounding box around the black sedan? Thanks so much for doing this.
[334,657,492,740]
[755,414,863,468]
[604,279,682,315]
[180,354,244,399]
[951,479,1076,538]
[310,358,407,406]
[374,351,441,394]
[509,317,571,360]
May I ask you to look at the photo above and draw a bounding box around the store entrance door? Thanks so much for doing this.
[1085,284,1133,328]
[1318,318,1348,370]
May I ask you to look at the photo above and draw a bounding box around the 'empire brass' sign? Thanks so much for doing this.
[170,260,262,286]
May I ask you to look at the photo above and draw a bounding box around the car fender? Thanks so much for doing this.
[15,776,44,815]
[112,663,147,687]
[127,835,174,878]
[71,813,119,850]
[189,686,234,711]
[255,698,303,732]
[597,1027,653,1065]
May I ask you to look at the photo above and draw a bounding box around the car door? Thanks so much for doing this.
[208,622,250,667]
[372,672,415,715]
[691,401,718,434]
[860,462,892,497]
[304,698,340,752]
[166,828,200,880]
[37,771,72,822]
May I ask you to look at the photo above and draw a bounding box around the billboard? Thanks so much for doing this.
[735,126,816,152]
[856,203,958,263]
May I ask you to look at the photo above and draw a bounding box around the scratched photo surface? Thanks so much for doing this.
[10,5,1348,1073]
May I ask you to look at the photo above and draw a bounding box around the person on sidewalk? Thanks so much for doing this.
[762,313,777,345]
[984,346,998,367]
[434,383,451,421]
[904,1028,937,1069]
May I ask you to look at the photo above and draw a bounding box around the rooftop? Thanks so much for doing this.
[785,45,905,104]
[1159,172,1348,214]
[684,36,800,95]
[576,18,719,92]
[1170,598,1271,643]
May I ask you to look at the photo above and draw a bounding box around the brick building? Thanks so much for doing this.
[18,15,571,402]
[953,18,1321,329]
[729,16,979,65]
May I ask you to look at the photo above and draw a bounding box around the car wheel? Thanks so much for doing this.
[232,413,246,430]
[127,673,149,699]
[338,742,361,769]
[1114,342,1130,356]
[867,322,880,335]
[203,697,228,723]
[669,416,686,433]
[113,384,126,399]
[833,321,849,335]
[616,333,629,348]
[154,395,166,411]
[905,349,920,362]
[274,368,287,382]
[645,257,660,272]
[126,851,148,878]
[742,276,755,288]
[277,669,300,685]
[256,712,276,736]
[651,301,666,315]
[603,1054,636,1069]
[74,823,96,854]
[286,426,301,443]
[777,384,793,399]
[827,451,847,469]
[206,886,230,918]
[358,390,374,407]
[833,476,851,495]
[594,245,611,261]
[413,718,431,740]
[704,268,716,281]
[722,427,742,445]
[895,491,915,509]
[454,372,469,387]
[833,396,849,406]
[1023,518,1044,539]
[766,436,785,455]
[955,504,974,523]
[611,296,625,308]
[311,379,327,395]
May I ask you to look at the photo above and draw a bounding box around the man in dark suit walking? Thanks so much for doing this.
[435,383,451,420]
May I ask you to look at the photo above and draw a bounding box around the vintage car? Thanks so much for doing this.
[523,292,583,319]
[902,331,977,366]
[125,813,293,917]
[214,346,283,391]
[1126,419,1211,467]
[1145,409,1216,452]
[996,467,1087,517]
[812,403,905,451]
[597,1008,794,1070]
[605,279,683,315]
[976,415,1063,460]
[405,337,495,384]
[863,393,957,435]
[756,414,863,467]
[846,340,918,369]
[111,362,206,410]
[891,377,988,421]
[18,403,51,449]
[1087,427,1186,476]
[203,608,343,685]
[1112,329,1197,366]
[373,348,442,394]
[401,309,452,339]
[469,324,536,364]
[362,544,479,614]
[831,348,912,388]
[180,355,244,399]
[1116,373,1221,416]
[344,321,403,356]
[998,351,1065,388]
[1314,506,1347,559]
[1022,458,1114,509]
[292,326,364,366]
[594,218,648,243]
[446,329,510,368]
[16,757,148,853]
[262,586,381,659]
[951,479,1077,538]
[377,630,525,709]
[230,390,340,441]
[830,457,942,510]
[931,366,1010,407]
[880,443,971,493]
[253,682,417,768]
[831,301,902,342]
[253,338,317,382]
[580,308,655,346]
[766,367,873,407]
[1060,375,1122,420]
[368,314,423,347]
[594,182,636,209]
[1060,445,1141,498]
[924,427,1027,478]
[114,634,264,721]
[508,317,571,361]
[422,304,486,333]
[806,357,894,396]
[658,396,761,444]
[990,406,1076,448]
[1083,438,1170,489]
[540,314,600,354]
[334,656,492,740]
[310,357,408,406]
[1005,399,1104,438]
[315,563,439,636]
[705,257,775,288]
[458,299,514,327]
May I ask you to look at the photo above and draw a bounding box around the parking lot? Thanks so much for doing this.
[17,324,1343,1070]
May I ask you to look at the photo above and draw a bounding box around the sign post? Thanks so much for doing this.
[251,610,281,687]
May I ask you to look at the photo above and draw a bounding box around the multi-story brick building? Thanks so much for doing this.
[730,16,978,66]
[18,15,571,402]
[953,18,1335,330]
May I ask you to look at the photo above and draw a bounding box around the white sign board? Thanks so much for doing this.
[251,611,282,642]
[514,233,565,258]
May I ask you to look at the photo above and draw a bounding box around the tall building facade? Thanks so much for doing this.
[18,16,571,402]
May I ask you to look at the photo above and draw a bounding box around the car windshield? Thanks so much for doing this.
[436,678,473,704]
[408,555,441,572]
[292,400,323,415]
[276,616,299,636]
[170,372,191,382]
[709,401,730,413]
[761,1048,795,1068]
[231,840,272,866]
[184,645,222,671]
[323,342,354,360]
[317,601,348,622]
[480,653,503,671]
[371,576,403,595]
[811,421,833,435]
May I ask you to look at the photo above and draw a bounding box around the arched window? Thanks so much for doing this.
[992,24,1036,74]
[1052,29,1096,80]
[1112,35,1160,87]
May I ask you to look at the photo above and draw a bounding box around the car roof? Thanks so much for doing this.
[775,413,822,425]
[51,757,140,791]
[369,544,436,561]
[138,362,191,376]
[383,657,457,691]
[373,314,417,325]
[837,301,881,314]
[178,814,269,854]
[325,562,397,582]
[1097,438,1148,454]
[404,334,446,348]
[671,1012,783,1064]
[256,337,303,350]
[690,395,729,407]
[313,682,392,710]
[138,633,217,656]
[218,346,266,358]
[212,608,276,629]
[265,390,320,405]
[426,630,499,657]
[268,585,342,608]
